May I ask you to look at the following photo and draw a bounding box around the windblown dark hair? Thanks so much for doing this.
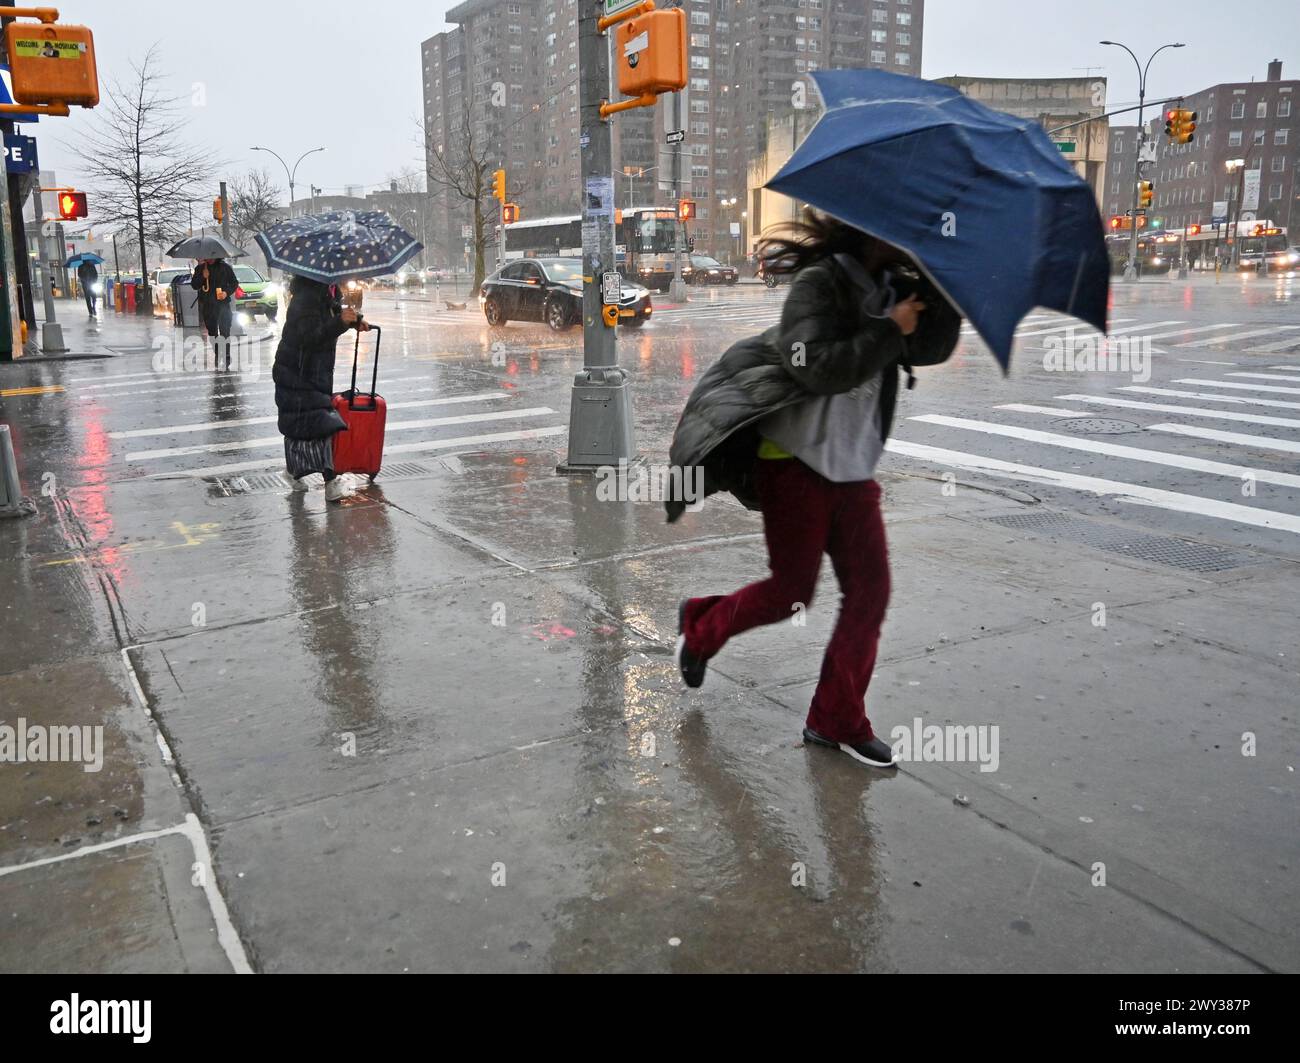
[756,208,910,277]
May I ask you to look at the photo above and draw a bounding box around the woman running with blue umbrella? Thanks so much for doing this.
[667,70,1110,769]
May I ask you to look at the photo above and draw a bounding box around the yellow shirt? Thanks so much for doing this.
[758,438,794,460]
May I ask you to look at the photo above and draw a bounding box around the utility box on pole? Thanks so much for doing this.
[559,1,638,473]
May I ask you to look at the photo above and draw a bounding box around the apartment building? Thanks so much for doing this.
[422,1,928,265]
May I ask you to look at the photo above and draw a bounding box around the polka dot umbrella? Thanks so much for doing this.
[254,210,424,285]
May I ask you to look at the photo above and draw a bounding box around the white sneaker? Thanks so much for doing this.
[286,474,309,493]
[324,478,348,503]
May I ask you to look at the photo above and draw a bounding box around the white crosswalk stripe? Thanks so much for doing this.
[125,408,555,462]
[1146,424,1300,455]
[1055,393,1300,428]
[1174,378,1300,396]
[1118,386,1300,412]
[1174,326,1296,347]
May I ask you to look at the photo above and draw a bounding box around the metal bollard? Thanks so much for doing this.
[0,425,37,519]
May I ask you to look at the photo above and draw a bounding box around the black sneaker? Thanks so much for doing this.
[675,600,708,689]
[803,727,899,769]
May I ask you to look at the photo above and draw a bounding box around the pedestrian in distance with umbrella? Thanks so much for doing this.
[76,258,101,318]
[667,210,962,769]
[273,275,370,504]
[191,257,239,368]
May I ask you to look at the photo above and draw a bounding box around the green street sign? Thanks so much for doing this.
[603,0,642,14]
[1054,141,1076,153]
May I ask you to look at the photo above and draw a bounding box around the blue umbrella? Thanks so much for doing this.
[255,210,423,285]
[768,70,1110,368]
[65,252,105,269]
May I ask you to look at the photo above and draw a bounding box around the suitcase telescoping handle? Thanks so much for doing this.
[348,324,382,411]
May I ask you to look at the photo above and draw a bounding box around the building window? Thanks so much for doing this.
[897,32,910,45]
[1228,130,1242,146]
[1275,128,1290,145]
[871,29,886,42]
[691,11,710,25]
[691,33,709,47]
[1279,99,1292,118]
[1256,100,1268,118]
[871,10,887,22]
[690,55,710,70]
[1253,129,1265,145]
[870,49,886,64]
[897,12,912,24]
[690,77,710,92]
[1269,182,1283,200]
[895,52,910,66]
[1231,100,1245,119]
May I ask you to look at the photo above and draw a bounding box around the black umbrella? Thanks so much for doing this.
[255,210,423,285]
[166,234,247,260]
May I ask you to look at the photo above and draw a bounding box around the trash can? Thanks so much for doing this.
[171,275,201,328]
[124,282,137,314]
[113,281,124,312]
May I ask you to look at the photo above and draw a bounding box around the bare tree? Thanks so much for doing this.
[70,45,215,311]
[423,106,499,289]
[229,168,283,252]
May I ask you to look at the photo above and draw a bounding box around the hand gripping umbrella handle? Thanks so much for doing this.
[349,325,382,411]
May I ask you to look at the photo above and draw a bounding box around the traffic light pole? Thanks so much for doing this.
[219,181,230,242]
[30,185,65,353]
[559,1,636,474]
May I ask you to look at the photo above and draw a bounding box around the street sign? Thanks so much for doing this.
[1053,141,1076,153]
[666,130,685,144]
[3,133,37,174]
[1125,208,1147,217]
[461,225,473,240]
[604,0,643,18]
[601,271,622,304]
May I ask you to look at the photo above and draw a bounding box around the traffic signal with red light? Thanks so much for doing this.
[492,169,507,203]
[678,198,696,222]
[1188,224,1202,236]
[57,191,88,220]
[213,197,224,223]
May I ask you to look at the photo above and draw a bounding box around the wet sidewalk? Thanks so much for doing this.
[1,309,1296,973]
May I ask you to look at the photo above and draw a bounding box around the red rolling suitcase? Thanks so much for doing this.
[332,325,387,481]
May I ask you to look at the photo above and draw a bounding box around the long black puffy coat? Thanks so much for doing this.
[273,278,353,441]
[665,256,962,522]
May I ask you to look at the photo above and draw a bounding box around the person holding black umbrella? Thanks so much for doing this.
[273,275,370,503]
[77,259,101,318]
[191,257,239,367]
[667,210,962,769]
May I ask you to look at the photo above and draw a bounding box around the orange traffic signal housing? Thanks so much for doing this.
[615,9,687,100]
[5,22,99,108]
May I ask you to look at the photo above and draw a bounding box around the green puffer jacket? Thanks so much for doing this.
[665,256,962,523]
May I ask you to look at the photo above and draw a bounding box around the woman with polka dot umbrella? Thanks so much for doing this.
[254,210,423,285]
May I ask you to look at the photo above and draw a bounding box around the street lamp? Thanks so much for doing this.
[251,146,326,218]
[1100,40,1185,281]
[720,197,738,264]
[618,166,657,209]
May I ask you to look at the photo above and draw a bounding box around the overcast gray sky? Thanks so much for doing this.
[36,0,1299,200]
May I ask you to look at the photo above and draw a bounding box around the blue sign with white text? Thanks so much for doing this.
[4,133,38,175]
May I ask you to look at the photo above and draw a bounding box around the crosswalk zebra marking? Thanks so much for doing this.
[1148,424,1300,456]
[1226,373,1300,383]
[1055,394,1300,429]
[1174,378,1300,396]
[1174,327,1295,348]
[886,440,1300,534]
[148,427,569,480]
[108,392,510,440]
[1126,323,1241,343]
[125,408,555,462]
[911,414,1300,489]
[996,404,1093,417]
[1119,386,1300,412]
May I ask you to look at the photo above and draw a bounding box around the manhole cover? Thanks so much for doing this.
[1054,417,1143,436]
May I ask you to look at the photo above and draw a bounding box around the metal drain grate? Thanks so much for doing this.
[1054,418,1144,436]
[985,511,1259,573]
[207,461,437,497]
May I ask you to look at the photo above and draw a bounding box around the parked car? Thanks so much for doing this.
[151,267,191,316]
[479,257,653,331]
[232,265,282,321]
[684,255,738,286]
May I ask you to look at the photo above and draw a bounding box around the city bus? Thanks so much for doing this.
[504,206,689,290]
